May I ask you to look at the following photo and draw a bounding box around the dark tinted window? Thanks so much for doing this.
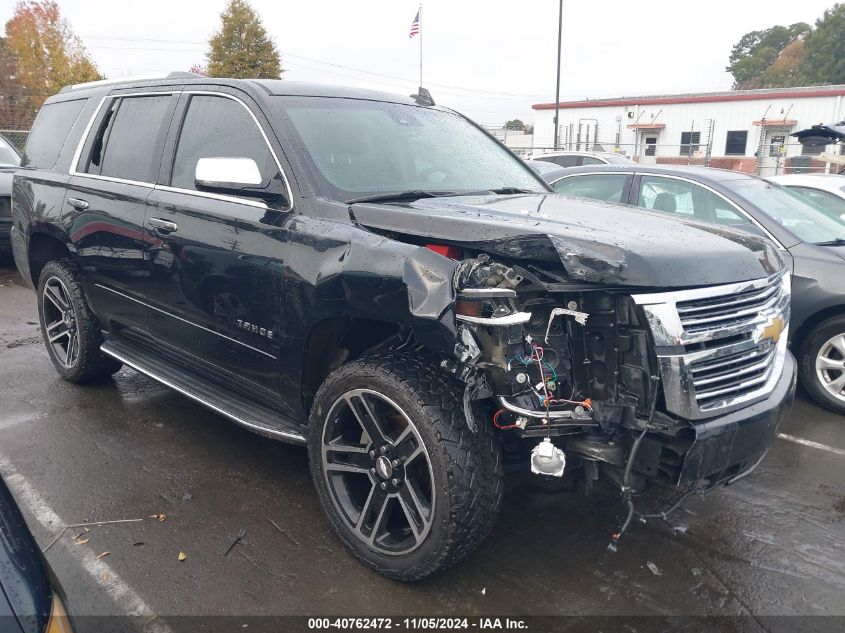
[87,95,172,182]
[23,99,86,169]
[725,130,747,155]
[171,95,277,191]
[553,174,627,202]
[539,155,579,167]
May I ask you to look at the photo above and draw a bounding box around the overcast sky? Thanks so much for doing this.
[2,0,838,125]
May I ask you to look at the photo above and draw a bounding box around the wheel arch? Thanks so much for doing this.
[792,304,845,354]
[300,316,403,414]
[28,229,74,288]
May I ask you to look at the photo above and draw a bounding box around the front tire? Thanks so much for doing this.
[799,315,845,415]
[37,259,123,383]
[308,354,503,581]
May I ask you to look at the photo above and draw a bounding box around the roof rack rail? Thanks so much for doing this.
[59,71,203,93]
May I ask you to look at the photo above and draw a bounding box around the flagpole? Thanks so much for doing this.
[419,4,423,87]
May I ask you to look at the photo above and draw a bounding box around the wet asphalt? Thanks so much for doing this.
[0,259,843,632]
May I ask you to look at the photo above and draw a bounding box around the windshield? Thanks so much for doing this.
[0,137,20,167]
[278,97,546,199]
[727,179,845,244]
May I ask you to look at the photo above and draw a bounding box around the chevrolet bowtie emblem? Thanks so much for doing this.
[760,315,785,344]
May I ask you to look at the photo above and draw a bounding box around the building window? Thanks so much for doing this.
[725,130,747,155]
[679,131,700,156]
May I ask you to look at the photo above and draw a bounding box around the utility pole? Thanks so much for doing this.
[553,0,563,150]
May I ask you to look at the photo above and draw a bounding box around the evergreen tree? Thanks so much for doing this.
[802,3,845,86]
[206,0,282,79]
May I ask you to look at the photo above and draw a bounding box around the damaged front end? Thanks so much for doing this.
[437,253,795,547]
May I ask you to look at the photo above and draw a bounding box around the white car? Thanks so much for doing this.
[767,173,845,222]
[531,150,633,168]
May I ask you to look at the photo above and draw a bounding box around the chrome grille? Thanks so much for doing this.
[632,272,790,419]
[690,341,776,409]
[676,277,783,334]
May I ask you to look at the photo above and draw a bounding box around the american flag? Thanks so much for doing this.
[409,8,420,38]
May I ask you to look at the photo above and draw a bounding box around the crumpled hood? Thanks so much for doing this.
[351,193,785,288]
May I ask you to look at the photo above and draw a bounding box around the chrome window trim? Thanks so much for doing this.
[552,171,786,250]
[154,184,268,210]
[68,89,294,211]
[94,283,278,360]
[69,91,180,187]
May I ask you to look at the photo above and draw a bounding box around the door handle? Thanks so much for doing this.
[147,218,178,233]
[66,197,89,210]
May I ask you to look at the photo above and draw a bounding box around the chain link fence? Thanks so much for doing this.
[0,129,29,153]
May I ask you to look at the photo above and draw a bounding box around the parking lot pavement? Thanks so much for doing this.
[1,260,844,628]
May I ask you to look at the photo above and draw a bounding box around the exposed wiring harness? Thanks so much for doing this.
[493,342,592,432]
[492,409,520,430]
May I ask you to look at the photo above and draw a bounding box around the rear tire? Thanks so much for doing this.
[798,315,845,415]
[308,354,503,581]
[37,259,123,383]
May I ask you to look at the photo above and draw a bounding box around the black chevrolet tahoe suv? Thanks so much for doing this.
[12,73,796,580]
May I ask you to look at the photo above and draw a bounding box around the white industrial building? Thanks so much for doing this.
[531,85,845,174]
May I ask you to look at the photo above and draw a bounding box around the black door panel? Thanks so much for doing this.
[144,188,288,402]
[64,176,153,333]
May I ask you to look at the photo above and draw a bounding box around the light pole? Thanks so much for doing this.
[553,0,563,150]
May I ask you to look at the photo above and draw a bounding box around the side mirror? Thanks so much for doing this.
[196,157,262,190]
[194,157,289,207]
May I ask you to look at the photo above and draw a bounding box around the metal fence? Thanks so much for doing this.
[526,140,845,177]
[0,129,29,153]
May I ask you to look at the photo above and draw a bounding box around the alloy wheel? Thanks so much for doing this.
[815,333,845,402]
[41,276,79,369]
[321,389,435,555]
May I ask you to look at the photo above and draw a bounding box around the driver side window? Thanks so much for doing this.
[171,95,279,191]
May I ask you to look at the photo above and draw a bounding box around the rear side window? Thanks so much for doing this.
[553,174,628,203]
[22,99,86,169]
[170,95,278,191]
[83,95,173,183]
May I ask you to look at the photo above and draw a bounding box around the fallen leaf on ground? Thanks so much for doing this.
[149,513,167,522]
[178,551,187,561]
[96,551,110,559]
[74,537,89,545]
[132,541,145,547]
[646,561,662,576]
